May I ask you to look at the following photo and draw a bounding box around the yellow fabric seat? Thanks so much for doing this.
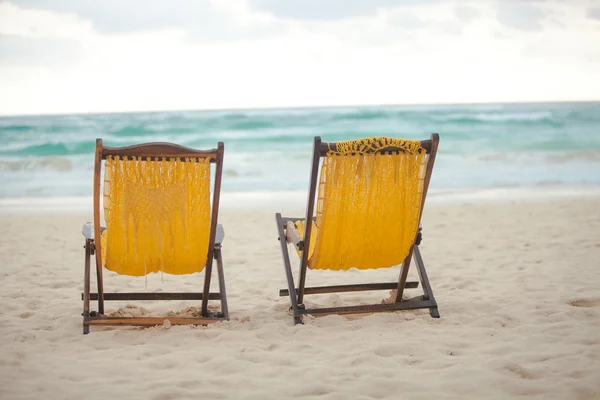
[102,156,212,276]
[293,137,426,271]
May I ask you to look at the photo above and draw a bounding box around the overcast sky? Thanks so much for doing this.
[0,0,599,116]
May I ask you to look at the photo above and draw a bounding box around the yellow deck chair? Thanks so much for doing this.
[276,135,440,324]
[81,139,228,334]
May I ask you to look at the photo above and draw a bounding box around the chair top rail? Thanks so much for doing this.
[318,139,432,156]
[101,141,219,161]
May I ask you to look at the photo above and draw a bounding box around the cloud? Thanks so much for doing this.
[0,34,82,65]
[496,2,547,31]
[248,0,437,21]
[587,7,600,21]
[384,3,474,37]
[388,12,426,30]
[10,0,286,40]
[12,0,218,33]
[454,6,480,23]
[2,0,600,116]
[0,1,92,39]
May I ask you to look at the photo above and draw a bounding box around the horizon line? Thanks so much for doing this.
[1,99,599,118]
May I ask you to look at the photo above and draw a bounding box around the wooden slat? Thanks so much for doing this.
[102,142,217,160]
[82,292,221,301]
[84,317,223,326]
[279,281,419,297]
[319,139,432,156]
[299,298,437,316]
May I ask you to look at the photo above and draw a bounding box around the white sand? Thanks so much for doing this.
[1,197,599,399]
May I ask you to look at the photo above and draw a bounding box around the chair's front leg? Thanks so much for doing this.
[413,245,440,318]
[83,239,92,334]
[394,246,415,302]
[214,245,229,319]
[275,214,303,325]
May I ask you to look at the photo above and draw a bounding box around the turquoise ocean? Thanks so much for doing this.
[1,102,599,199]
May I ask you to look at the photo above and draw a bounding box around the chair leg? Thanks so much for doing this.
[294,312,303,325]
[413,245,440,318]
[95,255,105,315]
[276,213,303,325]
[394,247,414,302]
[83,240,91,334]
[201,247,216,317]
[214,246,229,319]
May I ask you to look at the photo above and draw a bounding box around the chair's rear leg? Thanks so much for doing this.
[83,240,92,334]
[95,248,105,315]
[276,213,303,325]
[214,245,229,320]
[201,253,215,317]
[413,245,440,318]
[394,247,414,302]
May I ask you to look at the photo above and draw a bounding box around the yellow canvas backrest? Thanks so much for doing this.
[101,156,211,276]
[299,137,428,271]
[92,140,223,278]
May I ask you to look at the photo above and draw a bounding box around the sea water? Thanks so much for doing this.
[1,102,599,201]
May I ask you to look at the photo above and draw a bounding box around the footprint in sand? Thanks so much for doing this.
[568,298,600,308]
[505,364,538,380]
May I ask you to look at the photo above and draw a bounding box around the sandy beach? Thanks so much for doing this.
[0,195,599,399]
[2,0,600,397]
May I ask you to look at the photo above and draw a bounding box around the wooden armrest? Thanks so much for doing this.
[81,222,105,240]
[285,221,304,251]
[215,224,225,245]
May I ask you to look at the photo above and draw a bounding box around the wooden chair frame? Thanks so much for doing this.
[276,134,440,324]
[82,139,228,334]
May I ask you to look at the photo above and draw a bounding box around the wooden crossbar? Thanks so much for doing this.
[102,142,218,160]
[279,282,419,297]
[84,317,222,327]
[300,297,437,316]
[82,292,222,301]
